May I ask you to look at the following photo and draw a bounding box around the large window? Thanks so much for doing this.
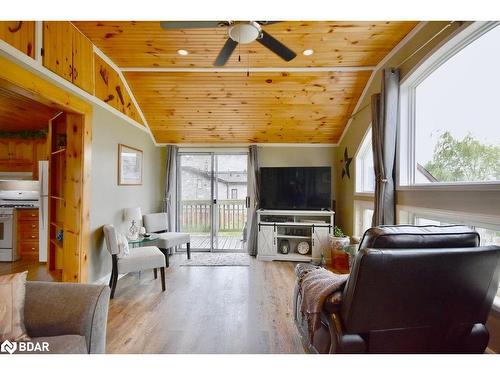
[400,22,500,186]
[355,127,375,193]
[398,206,500,297]
[354,200,374,237]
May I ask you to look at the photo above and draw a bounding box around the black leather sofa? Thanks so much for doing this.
[294,225,500,353]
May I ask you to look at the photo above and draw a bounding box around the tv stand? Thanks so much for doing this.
[256,209,335,262]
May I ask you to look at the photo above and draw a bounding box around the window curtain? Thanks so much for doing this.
[246,145,260,256]
[164,145,178,232]
[371,68,400,226]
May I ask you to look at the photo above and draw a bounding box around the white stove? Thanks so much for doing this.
[0,190,39,262]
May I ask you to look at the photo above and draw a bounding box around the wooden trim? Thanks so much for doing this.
[118,143,143,186]
[120,66,376,73]
[0,54,91,283]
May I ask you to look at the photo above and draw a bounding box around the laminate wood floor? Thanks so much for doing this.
[0,258,61,281]
[106,254,305,354]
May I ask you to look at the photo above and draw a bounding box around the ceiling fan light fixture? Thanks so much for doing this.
[302,49,314,56]
[228,22,261,44]
[177,49,189,56]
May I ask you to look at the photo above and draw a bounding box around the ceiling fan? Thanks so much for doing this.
[160,21,297,66]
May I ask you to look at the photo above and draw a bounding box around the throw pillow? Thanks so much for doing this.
[117,233,130,258]
[0,271,30,341]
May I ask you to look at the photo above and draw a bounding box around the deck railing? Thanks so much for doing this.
[180,199,247,233]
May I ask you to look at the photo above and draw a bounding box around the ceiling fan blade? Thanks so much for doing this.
[257,30,296,62]
[257,21,282,25]
[160,21,227,29]
[214,38,238,66]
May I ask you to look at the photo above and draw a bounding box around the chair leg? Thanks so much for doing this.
[108,268,115,288]
[153,268,158,279]
[160,267,166,291]
[187,242,191,260]
[110,268,118,299]
[160,248,169,268]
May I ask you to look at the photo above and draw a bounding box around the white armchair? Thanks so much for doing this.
[143,213,191,267]
[103,224,166,299]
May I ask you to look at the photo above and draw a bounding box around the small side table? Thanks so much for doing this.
[127,234,159,248]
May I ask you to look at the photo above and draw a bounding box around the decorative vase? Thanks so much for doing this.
[329,235,351,273]
[329,235,350,251]
[279,239,290,254]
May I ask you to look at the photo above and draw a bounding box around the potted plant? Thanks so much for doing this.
[329,226,350,250]
[329,226,351,273]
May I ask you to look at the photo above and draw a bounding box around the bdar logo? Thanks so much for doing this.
[1,340,17,354]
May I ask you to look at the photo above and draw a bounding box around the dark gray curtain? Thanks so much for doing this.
[371,68,400,226]
[164,145,178,232]
[246,145,260,256]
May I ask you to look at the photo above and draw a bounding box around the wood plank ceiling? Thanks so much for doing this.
[0,86,59,132]
[73,21,418,144]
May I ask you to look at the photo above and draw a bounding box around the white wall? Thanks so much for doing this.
[259,146,337,201]
[88,106,165,283]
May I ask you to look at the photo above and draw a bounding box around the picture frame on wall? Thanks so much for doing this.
[118,144,143,185]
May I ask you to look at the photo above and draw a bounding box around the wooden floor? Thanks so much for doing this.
[0,258,61,281]
[106,253,304,354]
[187,234,245,251]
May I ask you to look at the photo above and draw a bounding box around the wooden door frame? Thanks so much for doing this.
[0,55,92,283]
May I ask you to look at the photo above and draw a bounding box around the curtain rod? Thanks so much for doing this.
[347,21,458,121]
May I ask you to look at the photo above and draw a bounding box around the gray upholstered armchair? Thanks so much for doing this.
[24,281,110,354]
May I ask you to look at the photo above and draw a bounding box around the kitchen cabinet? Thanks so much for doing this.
[0,137,48,177]
[11,139,34,161]
[16,208,39,260]
[0,139,10,159]
[0,21,35,58]
[43,22,94,94]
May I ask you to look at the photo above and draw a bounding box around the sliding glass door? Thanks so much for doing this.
[178,153,213,251]
[178,152,248,252]
[213,154,248,252]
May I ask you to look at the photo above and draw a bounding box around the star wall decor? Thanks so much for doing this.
[341,147,353,179]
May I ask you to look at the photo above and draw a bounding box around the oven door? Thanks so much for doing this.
[0,213,13,249]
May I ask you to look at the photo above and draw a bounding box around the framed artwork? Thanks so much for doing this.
[118,144,143,185]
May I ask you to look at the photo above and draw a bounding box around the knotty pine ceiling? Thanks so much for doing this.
[73,21,418,144]
[0,87,58,132]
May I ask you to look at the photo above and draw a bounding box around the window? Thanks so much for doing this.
[231,188,238,199]
[400,22,500,186]
[354,200,374,237]
[355,127,375,193]
[398,205,500,297]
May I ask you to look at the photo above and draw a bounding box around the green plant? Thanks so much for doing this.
[333,226,346,237]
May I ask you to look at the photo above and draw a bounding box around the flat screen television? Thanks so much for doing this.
[259,167,331,210]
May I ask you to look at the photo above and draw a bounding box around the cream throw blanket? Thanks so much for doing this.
[296,264,349,342]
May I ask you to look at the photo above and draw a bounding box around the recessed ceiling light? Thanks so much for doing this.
[302,49,314,56]
[177,49,189,56]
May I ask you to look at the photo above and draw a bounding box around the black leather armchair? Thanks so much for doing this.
[295,225,500,353]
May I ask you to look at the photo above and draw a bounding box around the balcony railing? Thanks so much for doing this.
[180,199,247,233]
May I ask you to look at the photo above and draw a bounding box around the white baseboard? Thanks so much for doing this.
[93,272,126,285]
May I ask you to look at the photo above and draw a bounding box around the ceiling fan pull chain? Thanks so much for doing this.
[247,48,250,77]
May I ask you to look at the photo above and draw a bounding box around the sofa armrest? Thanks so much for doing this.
[24,281,110,354]
[324,291,343,314]
[327,313,367,353]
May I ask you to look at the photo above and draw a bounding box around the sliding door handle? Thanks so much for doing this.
[245,196,250,208]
